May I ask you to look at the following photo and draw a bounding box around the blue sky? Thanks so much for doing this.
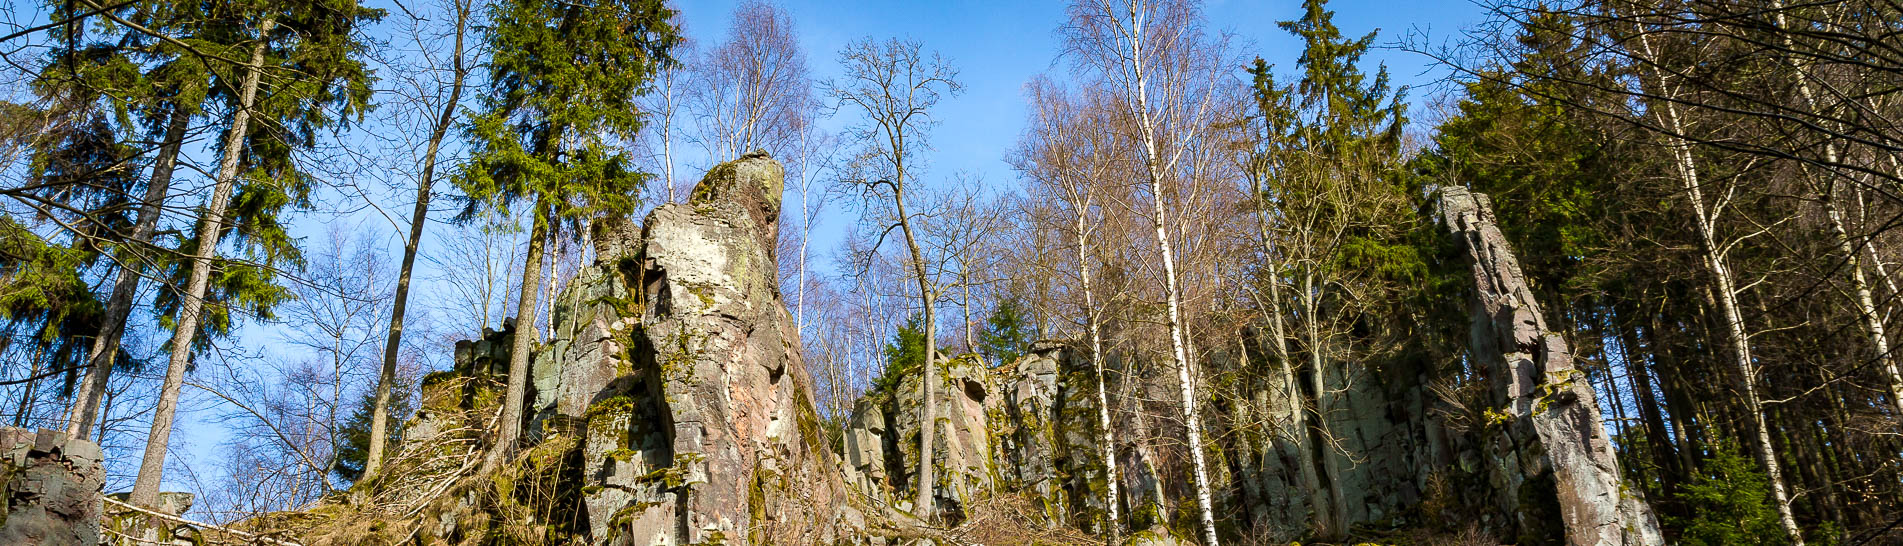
[668,0,1487,195]
[0,0,1494,505]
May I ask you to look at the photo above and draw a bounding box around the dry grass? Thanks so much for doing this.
[944,492,1104,546]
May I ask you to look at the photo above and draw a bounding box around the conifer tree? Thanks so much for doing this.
[130,0,381,508]
[1252,0,1416,538]
[8,0,202,439]
[455,0,678,468]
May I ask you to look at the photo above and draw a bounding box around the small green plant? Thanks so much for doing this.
[1667,440,1788,546]
[1482,408,1514,427]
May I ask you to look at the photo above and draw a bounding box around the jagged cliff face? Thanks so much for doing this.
[1439,187,1661,545]
[0,428,103,546]
[338,153,883,546]
[828,188,1661,544]
[287,158,1655,546]
[0,154,1659,545]
[523,152,862,544]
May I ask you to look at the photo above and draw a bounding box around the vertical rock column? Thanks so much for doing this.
[1438,187,1663,545]
[611,151,855,543]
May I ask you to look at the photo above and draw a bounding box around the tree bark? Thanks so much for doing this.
[1114,2,1221,541]
[364,4,470,480]
[483,201,548,473]
[1630,27,1805,544]
[893,185,939,519]
[1074,206,1122,540]
[130,17,276,508]
[67,105,189,440]
[1767,2,1903,415]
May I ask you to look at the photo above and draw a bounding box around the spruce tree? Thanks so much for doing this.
[978,296,1031,366]
[455,0,679,468]
[1253,0,1418,538]
[130,0,381,508]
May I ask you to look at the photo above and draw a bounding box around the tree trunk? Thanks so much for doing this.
[365,8,470,479]
[1617,314,1678,487]
[14,347,45,426]
[1248,170,1328,539]
[129,17,276,508]
[484,201,548,473]
[1119,2,1220,540]
[67,105,190,440]
[892,184,939,519]
[963,262,975,355]
[1300,269,1343,539]
[1631,27,1805,544]
[1075,210,1122,540]
[1766,3,1903,415]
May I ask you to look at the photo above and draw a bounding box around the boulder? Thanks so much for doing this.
[1,428,104,546]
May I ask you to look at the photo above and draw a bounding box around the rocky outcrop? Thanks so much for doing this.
[1,428,104,546]
[322,163,1664,546]
[842,351,994,521]
[523,151,866,544]
[991,341,1113,532]
[840,340,1123,531]
[1439,186,1663,545]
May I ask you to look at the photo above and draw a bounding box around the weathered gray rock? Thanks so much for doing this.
[843,398,889,497]
[529,152,867,544]
[1439,186,1663,545]
[1,428,104,546]
[990,342,1113,531]
[861,352,994,520]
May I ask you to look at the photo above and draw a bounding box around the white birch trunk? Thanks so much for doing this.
[1632,27,1806,545]
[1115,1,1220,540]
[1769,3,1903,415]
[1075,208,1123,537]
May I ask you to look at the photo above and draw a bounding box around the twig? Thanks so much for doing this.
[104,497,302,546]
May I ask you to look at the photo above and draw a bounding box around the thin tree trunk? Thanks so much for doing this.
[1247,169,1326,538]
[130,17,276,508]
[894,186,939,519]
[484,201,549,473]
[68,105,189,440]
[1300,269,1341,538]
[1619,315,1677,484]
[1120,3,1219,541]
[661,70,678,203]
[539,229,558,341]
[1631,27,1805,544]
[962,261,974,354]
[1075,208,1122,540]
[15,347,45,427]
[1767,3,1903,415]
[795,163,810,334]
[365,6,470,479]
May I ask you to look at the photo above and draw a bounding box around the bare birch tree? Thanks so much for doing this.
[1014,76,1124,538]
[1620,11,1805,543]
[1064,0,1227,541]
[690,1,813,163]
